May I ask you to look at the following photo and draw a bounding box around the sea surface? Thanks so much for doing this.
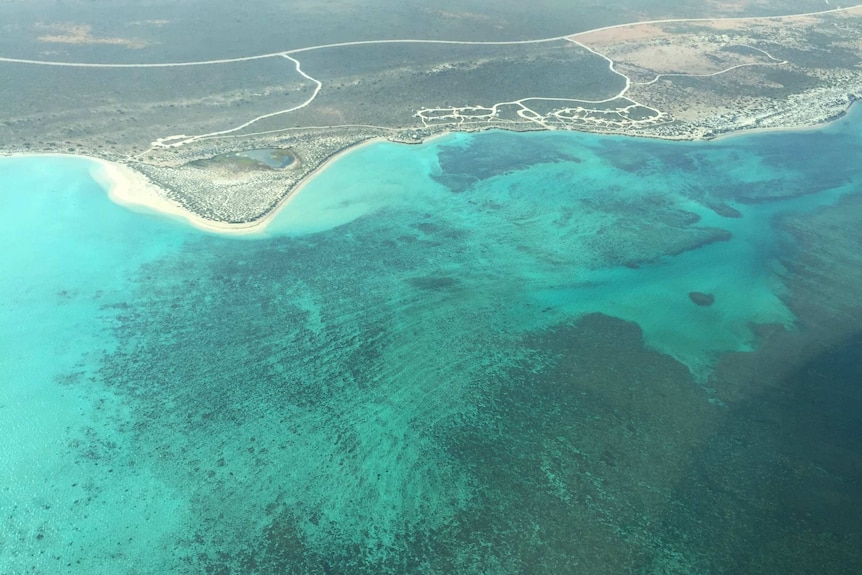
[2,109,862,573]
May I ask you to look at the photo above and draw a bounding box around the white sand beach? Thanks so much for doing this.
[87,139,386,237]
[89,157,267,235]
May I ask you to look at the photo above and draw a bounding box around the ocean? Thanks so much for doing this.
[2,109,861,573]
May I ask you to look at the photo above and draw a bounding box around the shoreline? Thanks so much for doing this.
[707,109,855,142]
[91,157,235,234]
[238,136,386,235]
[3,101,856,236]
[8,139,388,237]
[115,137,385,236]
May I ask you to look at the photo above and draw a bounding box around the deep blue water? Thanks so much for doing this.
[2,108,862,573]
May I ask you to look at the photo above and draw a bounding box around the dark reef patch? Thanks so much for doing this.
[435,313,711,573]
[649,330,862,574]
[432,131,583,193]
[706,201,742,218]
[689,291,715,306]
[187,313,713,573]
[407,275,459,290]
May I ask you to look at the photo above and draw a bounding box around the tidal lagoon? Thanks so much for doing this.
[2,109,861,573]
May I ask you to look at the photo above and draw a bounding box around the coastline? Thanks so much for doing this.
[90,157,235,234]
[1,151,231,234]
[69,138,385,237]
[106,131,459,236]
[238,136,386,236]
[3,100,856,236]
[707,122,828,143]
[707,103,857,142]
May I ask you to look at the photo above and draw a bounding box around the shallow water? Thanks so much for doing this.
[2,108,862,573]
[235,149,294,169]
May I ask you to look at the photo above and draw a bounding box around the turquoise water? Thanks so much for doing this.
[2,109,862,572]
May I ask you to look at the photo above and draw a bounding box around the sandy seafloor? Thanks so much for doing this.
[1,107,861,573]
